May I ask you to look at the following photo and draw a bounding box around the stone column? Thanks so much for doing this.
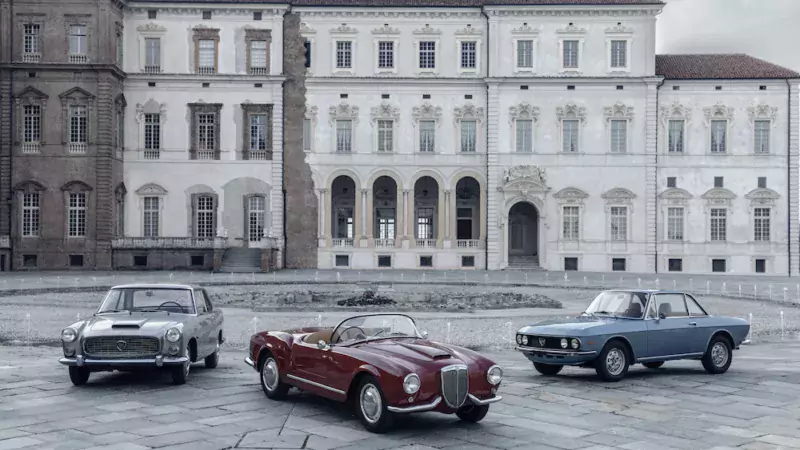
[397,189,407,248]
[406,189,416,248]
[644,79,659,273]
[437,189,446,248]
[486,82,501,269]
[479,185,487,248]
[322,188,331,247]
[358,189,368,247]
[365,189,374,245]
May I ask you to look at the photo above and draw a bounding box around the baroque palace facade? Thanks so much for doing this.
[0,0,799,275]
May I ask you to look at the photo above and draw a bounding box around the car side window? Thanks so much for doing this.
[194,291,207,314]
[202,289,214,312]
[653,294,689,318]
[685,295,707,316]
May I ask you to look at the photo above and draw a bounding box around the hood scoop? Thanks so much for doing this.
[397,342,452,359]
[111,322,143,329]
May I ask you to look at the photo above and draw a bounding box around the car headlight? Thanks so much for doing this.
[522,335,529,346]
[487,365,503,385]
[403,373,421,394]
[165,327,182,343]
[571,338,580,350]
[560,338,568,349]
[516,334,522,345]
[61,328,77,343]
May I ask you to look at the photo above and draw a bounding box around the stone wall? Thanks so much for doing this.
[112,249,216,271]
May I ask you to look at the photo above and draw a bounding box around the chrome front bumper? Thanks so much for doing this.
[387,393,502,413]
[59,355,189,368]
[244,356,256,369]
[515,346,597,357]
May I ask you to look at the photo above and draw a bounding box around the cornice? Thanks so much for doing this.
[484,6,662,17]
[298,10,482,20]
[129,6,288,16]
[125,73,286,83]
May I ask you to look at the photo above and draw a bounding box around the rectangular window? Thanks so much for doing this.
[516,40,533,68]
[754,207,770,241]
[610,206,627,241]
[419,120,435,152]
[667,177,676,188]
[562,40,579,69]
[377,41,394,69]
[378,255,392,267]
[248,196,266,241]
[562,119,579,153]
[23,105,41,147]
[710,208,727,241]
[249,114,268,152]
[335,255,349,267]
[21,192,40,237]
[420,256,433,268]
[376,209,395,239]
[610,119,627,153]
[710,120,727,153]
[144,38,161,73]
[144,113,161,155]
[712,259,726,273]
[302,118,312,151]
[197,39,216,74]
[714,176,724,188]
[336,41,352,68]
[196,196,215,238]
[335,207,354,239]
[516,119,533,153]
[195,113,216,159]
[419,41,436,69]
[754,120,770,154]
[143,196,159,237]
[612,258,626,272]
[668,258,683,272]
[304,40,311,68]
[249,40,268,74]
[610,40,627,68]
[23,24,40,54]
[460,120,477,153]
[564,257,578,271]
[668,120,684,153]
[461,255,475,267]
[336,120,352,152]
[667,207,684,241]
[562,206,579,240]
[755,259,766,273]
[460,41,476,69]
[416,207,434,239]
[68,105,87,144]
[758,176,767,188]
[377,120,393,152]
[68,25,87,55]
[68,192,87,237]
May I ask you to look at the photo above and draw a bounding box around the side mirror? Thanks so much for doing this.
[317,340,330,351]
[659,312,667,320]
[421,330,429,339]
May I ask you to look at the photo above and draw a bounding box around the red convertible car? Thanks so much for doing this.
[244,313,503,433]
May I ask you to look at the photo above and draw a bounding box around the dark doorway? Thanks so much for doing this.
[508,202,539,265]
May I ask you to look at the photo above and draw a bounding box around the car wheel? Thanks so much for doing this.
[68,366,90,386]
[702,335,733,374]
[260,355,290,400]
[643,361,664,369]
[204,341,220,369]
[595,341,629,382]
[533,362,563,376]
[355,375,394,433]
[456,404,490,423]
[172,346,191,385]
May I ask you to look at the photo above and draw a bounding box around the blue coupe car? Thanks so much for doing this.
[515,290,750,382]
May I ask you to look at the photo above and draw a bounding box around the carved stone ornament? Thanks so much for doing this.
[192,24,220,38]
[453,103,485,124]
[511,23,539,35]
[136,183,167,196]
[605,24,632,34]
[556,103,586,124]
[413,24,441,35]
[502,165,547,188]
[412,102,442,123]
[135,99,167,124]
[747,104,778,125]
[372,24,400,35]
[329,102,359,124]
[509,102,540,125]
[703,102,735,126]
[299,22,316,35]
[660,101,692,124]
[702,187,736,201]
[603,102,634,123]
[136,23,166,33]
[557,23,586,34]
[330,23,358,35]
[553,187,589,200]
[371,101,400,122]
[658,187,692,202]
[602,188,636,201]
[305,104,318,120]
[455,24,481,36]
[745,187,780,206]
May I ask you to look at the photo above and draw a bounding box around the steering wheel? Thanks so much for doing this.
[333,326,366,344]
[157,301,183,311]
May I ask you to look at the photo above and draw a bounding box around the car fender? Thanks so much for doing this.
[703,328,736,350]
[600,334,637,360]
[256,332,293,372]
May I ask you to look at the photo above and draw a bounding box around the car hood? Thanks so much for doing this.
[80,313,181,336]
[519,316,625,335]
[351,339,481,371]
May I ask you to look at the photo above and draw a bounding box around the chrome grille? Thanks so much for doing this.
[83,336,160,358]
[440,364,468,408]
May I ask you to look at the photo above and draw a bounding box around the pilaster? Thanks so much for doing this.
[94,74,118,270]
[789,82,799,275]
[645,79,660,273]
[486,82,501,269]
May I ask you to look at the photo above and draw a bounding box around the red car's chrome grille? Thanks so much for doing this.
[83,336,160,358]
[440,364,468,408]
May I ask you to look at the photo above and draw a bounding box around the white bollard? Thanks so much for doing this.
[655,278,660,289]
[422,273,426,283]
[706,280,710,295]
[743,313,753,344]
[738,284,742,297]
[637,278,641,288]
[564,273,568,283]
[722,282,726,295]
[26,312,31,346]
[251,317,259,336]
[780,311,785,338]
[317,314,322,327]
[673,279,677,289]
[769,285,773,301]
[446,322,452,343]
[584,276,588,285]
[784,287,789,302]
[602,274,605,285]
[546,272,549,283]
[689,278,693,291]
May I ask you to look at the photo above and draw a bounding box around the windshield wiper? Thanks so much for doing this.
[136,309,168,313]
[97,309,128,314]
[592,310,618,317]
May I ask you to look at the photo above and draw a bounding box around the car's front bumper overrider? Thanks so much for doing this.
[59,355,189,368]
[515,346,597,357]
[244,356,256,369]
[387,393,502,413]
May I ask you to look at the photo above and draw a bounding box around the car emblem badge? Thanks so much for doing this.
[116,340,127,351]
[538,338,546,347]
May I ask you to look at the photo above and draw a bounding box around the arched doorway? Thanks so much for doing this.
[508,202,539,265]
[373,176,397,246]
[331,176,356,245]
[414,176,439,245]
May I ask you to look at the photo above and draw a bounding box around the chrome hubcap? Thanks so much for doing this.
[262,359,278,391]
[606,348,625,376]
[711,342,728,367]
[360,384,382,424]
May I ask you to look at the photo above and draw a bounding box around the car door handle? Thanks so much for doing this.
[688,322,697,326]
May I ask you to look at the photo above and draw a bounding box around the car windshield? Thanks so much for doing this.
[331,314,421,344]
[584,291,647,319]
[97,288,196,314]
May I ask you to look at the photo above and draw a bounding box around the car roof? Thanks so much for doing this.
[604,289,688,295]
[110,283,198,290]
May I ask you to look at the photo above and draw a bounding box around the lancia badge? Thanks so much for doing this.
[538,338,546,347]
[116,340,128,351]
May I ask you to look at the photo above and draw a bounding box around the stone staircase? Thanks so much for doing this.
[218,247,262,273]
[506,255,545,271]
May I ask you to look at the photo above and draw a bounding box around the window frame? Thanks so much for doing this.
[456,38,480,76]
[245,29,271,76]
[513,38,536,73]
[374,38,398,74]
[709,207,727,241]
[412,102,442,153]
[709,119,728,154]
[415,39,439,75]
[666,206,685,241]
[559,38,583,72]
[609,205,628,242]
[188,102,222,160]
[67,191,88,238]
[607,38,631,72]
[68,24,88,57]
[137,23,167,73]
[753,206,771,242]
[142,196,161,238]
[333,40,354,73]
[667,119,685,153]
[561,205,580,241]
[22,23,41,59]
[192,25,220,75]
[21,191,41,238]
[241,103,273,160]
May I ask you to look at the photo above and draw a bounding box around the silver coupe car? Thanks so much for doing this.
[515,290,750,382]
[59,284,224,386]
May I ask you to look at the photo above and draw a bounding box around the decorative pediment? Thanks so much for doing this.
[556,103,586,124]
[557,23,586,35]
[135,183,167,196]
[453,104,485,123]
[412,102,442,123]
[602,188,636,200]
[192,24,220,40]
[413,24,441,35]
[305,104,318,120]
[244,28,272,40]
[605,23,633,35]
[14,86,48,101]
[59,86,94,101]
[299,22,316,35]
[13,180,45,192]
[603,102,634,123]
[372,24,400,35]
[509,102,540,124]
[703,102,735,125]
[745,187,780,200]
[499,165,549,194]
[135,99,167,123]
[455,24,481,36]
[660,101,692,123]
[553,187,589,200]
[61,180,93,192]
[701,187,736,200]
[747,104,778,124]
[659,187,692,200]
[371,101,400,122]
[330,23,358,35]
[511,23,539,35]
[329,102,359,124]
[137,23,166,33]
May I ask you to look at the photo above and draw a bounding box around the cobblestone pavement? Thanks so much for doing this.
[0,343,799,450]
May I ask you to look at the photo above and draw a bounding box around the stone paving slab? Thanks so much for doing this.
[0,343,799,449]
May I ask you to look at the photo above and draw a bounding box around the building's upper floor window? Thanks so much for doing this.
[667,207,684,241]
[376,120,394,152]
[197,39,216,74]
[23,24,41,62]
[419,120,435,153]
[68,25,88,63]
[460,120,477,153]
[68,105,88,153]
[22,105,41,153]
[610,40,628,69]
[516,119,533,153]
[460,41,477,70]
[754,120,770,154]
[304,40,312,68]
[249,40,268,75]
[610,119,627,153]
[419,41,436,70]
[668,120,685,153]
[710,208,727,241]
[754,207,770,242]
[562,120,579,152]
[336,41,352,69]
[562,206,580,241]
[516,40,533,70]
[145,38,161,73]
[710,120,727,153]
[336,120,353,153]
[143,113,161,158]
[68,192,87,237]
[21,192,40,238]
[143,196,160,237]
[377,41,394,69]
[562,40,579,69]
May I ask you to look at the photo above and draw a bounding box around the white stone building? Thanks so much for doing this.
[119,3,287,269]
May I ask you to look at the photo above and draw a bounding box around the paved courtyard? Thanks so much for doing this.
[0,342,799,450]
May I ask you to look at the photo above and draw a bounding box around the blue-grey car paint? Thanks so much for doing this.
[516,290,750,366]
